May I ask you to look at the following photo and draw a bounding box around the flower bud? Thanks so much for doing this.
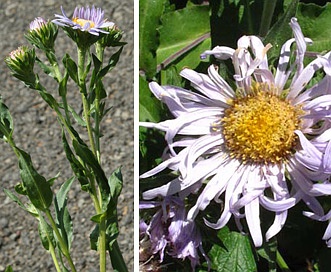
[5,46,37,88]
[25,17,58,51]
[97,25,125,48]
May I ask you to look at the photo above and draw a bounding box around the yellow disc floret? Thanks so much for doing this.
[221,82,302,164]
[72,18,95,29]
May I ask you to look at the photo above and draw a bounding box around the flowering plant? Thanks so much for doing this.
[1,5,127,272]
[140,0,331,271]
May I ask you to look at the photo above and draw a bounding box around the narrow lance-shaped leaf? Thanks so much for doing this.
[0,99,13,140]
[4,189,38,217]
[62,53,78,84]
[16,147,53,211]
[54,177,75,250]
[72,139,110,209]
[38,212,56,251]
[61,129,89,191]
[98,46,124,78]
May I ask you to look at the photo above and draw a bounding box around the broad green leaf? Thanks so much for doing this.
[296,2,331,54]
[139,76,164,122]
[0,99,13,139]
[209,227,256,272]
[139,0,167,78]
[157,5,211,71]
[54,177,75,250]
[16,148,53,211]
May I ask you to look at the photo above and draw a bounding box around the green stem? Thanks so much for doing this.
[48,236,62,272]
[94,43,105,162]
[259,0,277,37]
[276,250,291,272]
[47,50,72,126]
[99,219,107,272]
[244,0,254,34]
[45,209,77,272]
[78,47,97,156]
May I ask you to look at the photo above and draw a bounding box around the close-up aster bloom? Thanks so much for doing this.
[140,18,331,247]
[52,5,114,36]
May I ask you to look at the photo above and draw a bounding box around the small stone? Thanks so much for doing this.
[5,3,17,17]
[0,217,9,228]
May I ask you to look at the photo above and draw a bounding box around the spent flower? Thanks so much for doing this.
[140,196,208,270]
[140,18,331,247]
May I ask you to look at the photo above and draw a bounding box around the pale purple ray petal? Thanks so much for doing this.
[265,211,288,241]
[200,46,235,60]
[245,198,263,247]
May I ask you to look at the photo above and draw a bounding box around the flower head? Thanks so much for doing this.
[5,46,37,88]
[26,17,58,51]
[29,17,47,31]
[140,196,208,270]
[140,18,331,247]
[52,6,114,47]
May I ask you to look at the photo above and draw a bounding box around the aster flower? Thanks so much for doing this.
[140,196,209,270]
[140,18,331,247]
[52,6,114,48]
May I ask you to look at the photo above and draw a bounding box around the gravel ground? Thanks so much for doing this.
[0,1,133,271]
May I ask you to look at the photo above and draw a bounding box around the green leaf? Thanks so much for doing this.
[16,148,53,211]
[264,0,299,64]
[67,104,86,127]
[54,177,74,250]
[0,98,13,140]
[3,189,39,217]
[139,76,164,122]
[257,237,278,271]
[5,266,14,272]
[72,139,110,209]
[63,53,78,84]
[58,71,69,97]
[36,57,54,77]
[98,46,124,78]
[38,213,56,251]
[209,227,256,272]
[61,130,89,191]
[296,2,331,54]
[139,0,167,78]
[157,5,211,72]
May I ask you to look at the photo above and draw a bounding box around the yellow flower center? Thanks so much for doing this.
[221,83,302,164]
[72,18,95,29]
